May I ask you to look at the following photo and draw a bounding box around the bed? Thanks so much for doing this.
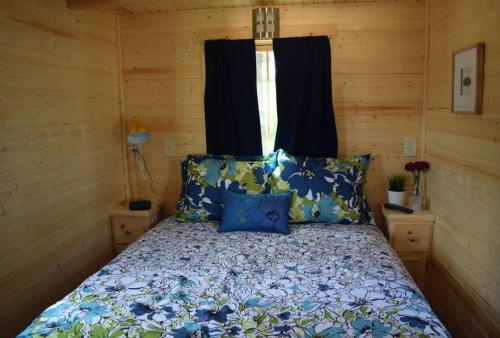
[20,218,449,337]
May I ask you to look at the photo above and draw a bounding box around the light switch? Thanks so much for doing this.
[164,138,176,157]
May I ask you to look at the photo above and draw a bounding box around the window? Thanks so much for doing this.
[256,51,277,155]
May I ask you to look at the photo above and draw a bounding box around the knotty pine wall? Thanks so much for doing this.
[424,0,500,334]
[0,0,125,335]
[119,0,426,224]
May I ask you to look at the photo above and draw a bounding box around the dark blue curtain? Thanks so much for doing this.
[273,36,338,157]
[204,39,262,155]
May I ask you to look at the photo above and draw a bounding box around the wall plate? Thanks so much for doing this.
[163,138,176,157]
[404,137,417,157]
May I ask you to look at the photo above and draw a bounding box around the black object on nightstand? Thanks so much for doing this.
[129,199,151,210]
[383,203,414,213]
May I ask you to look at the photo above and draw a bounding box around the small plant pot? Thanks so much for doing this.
[388,190,406,206]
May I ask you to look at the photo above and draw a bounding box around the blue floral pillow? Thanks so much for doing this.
[219,190,292,234]
[270,150,374,225]
[177,153,276,207]
[176,153,278,222]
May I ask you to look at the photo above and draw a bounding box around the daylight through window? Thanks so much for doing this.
[256,51,277,155]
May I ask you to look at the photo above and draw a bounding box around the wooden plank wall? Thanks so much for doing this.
[424,0,500,335]
[0,0,125,335]
[119,0,426,224]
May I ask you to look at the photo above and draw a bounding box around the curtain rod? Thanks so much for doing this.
[254,36,333,46]
[199,36,333,45]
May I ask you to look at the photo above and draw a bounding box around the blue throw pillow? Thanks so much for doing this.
[219,190,292,234]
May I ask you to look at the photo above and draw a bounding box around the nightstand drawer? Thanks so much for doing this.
[111,218,149,244]
[393,224,431,252]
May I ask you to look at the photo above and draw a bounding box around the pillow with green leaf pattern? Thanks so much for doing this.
[176,155,276,222]
[270,149,375,225]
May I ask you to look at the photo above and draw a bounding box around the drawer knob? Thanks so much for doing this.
[407,231,413,235]
[121,224,125,229]
[409,238,416,243]
[125,231,131,235]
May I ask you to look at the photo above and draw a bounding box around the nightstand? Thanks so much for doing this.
[109,203,161,254]
[381,204,435,292]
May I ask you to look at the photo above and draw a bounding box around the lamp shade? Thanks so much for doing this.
[127,116,150,145]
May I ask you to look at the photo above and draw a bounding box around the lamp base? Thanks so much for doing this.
[128,198,151,211]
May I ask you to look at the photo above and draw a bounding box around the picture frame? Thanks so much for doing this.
[452,43,485,114]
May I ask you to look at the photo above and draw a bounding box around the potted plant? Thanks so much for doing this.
[387,173,407,206]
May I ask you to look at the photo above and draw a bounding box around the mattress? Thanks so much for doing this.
[20,218,449,337]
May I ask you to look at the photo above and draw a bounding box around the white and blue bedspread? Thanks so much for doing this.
[20,218,449,337]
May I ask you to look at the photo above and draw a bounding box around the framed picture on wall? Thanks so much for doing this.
[452,43,485,114]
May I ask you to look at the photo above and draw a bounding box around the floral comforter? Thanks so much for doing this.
[20,218,449,337]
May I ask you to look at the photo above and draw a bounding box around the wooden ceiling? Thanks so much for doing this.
[67,0,406,14]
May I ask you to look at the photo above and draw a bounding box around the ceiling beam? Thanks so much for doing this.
[66,0,151,10]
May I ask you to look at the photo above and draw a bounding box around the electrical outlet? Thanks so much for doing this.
[163,138,176,157]
[404,137,417,157]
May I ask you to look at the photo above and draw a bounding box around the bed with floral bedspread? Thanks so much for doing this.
[20,218,449,337]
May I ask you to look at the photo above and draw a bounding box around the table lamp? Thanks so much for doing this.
[127,116,152,210]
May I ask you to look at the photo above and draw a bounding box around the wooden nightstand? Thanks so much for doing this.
[109,203,161,254]
[381,204,435,292]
